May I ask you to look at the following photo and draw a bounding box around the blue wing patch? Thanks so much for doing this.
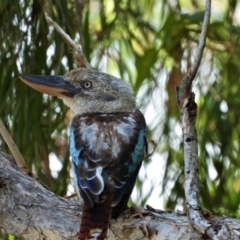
[70,125,104,207]
[130,129,146,171]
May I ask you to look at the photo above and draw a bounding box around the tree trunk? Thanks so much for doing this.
[0,151,239,240]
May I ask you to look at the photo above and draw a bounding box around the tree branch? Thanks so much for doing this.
[190,0,211,80]
[44,12,91,69]
[0,151,80,239]
[176,0,209,235]
[176,0,237,239]
[0,118,29,174]
[1,151,239,239]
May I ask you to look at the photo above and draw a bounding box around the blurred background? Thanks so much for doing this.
[1,0,240,239]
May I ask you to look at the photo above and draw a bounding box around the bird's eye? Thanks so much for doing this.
[83,81,92,89]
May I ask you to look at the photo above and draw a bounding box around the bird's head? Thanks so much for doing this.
[20,68,136,114]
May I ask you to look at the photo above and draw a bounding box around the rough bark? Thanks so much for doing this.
[176,1,222,239]
[0,151,240,240]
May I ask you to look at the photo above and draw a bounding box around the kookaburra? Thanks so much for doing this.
[20,68,147,240]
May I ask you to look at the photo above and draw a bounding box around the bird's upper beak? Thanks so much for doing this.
[19,75,78,98]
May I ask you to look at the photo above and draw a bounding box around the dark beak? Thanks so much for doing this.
[19,75,78,98]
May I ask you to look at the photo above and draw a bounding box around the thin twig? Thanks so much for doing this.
[44,12,91,69]
[0,118,30,174]
[144,139,156,160]
[189,0,211,81]
[64,193,78,199]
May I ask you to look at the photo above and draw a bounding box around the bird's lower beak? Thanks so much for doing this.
[19,75,78,98]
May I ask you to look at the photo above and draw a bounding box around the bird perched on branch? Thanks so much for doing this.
[20,68,147,239]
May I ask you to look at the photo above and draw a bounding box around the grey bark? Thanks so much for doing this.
[175,1,225,239]
[0,151,240,240]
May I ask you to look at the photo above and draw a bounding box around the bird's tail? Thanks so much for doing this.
[78,195,113,240]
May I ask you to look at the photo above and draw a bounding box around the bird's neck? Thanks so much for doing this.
[63,98,136,115]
